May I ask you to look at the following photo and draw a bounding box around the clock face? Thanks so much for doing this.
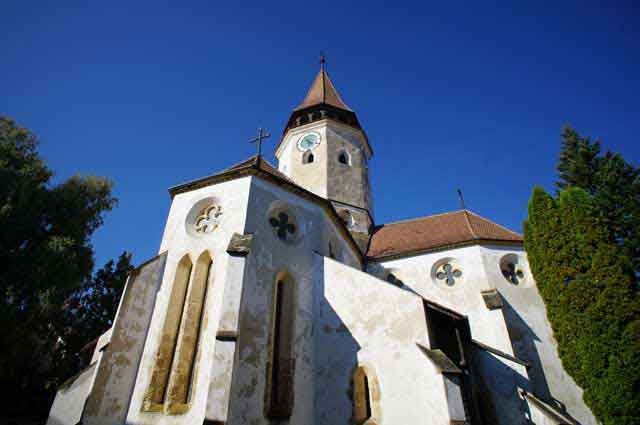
[297,132,321,151]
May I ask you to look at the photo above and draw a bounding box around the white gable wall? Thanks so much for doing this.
[126,177,252,425]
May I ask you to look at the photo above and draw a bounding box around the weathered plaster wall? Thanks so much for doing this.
[479,245,596,425]
[82,252,167,425]
[317,256,453,424]
[276,119,372,214]
[126,177,252,425]
[368,245,530,424]
[47,363,97,425]
[225,177,360,425]
[278,121,329,199]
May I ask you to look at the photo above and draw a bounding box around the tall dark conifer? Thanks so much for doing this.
[524,127,640,425]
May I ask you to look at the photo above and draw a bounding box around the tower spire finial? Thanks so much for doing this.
[319,51,326,70]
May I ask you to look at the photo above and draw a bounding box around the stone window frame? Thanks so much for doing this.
[352,363,381,425]
[338,149,352,166]
[338,209,355,229]
[142,251,213,415]
[499,253,527,286]
[302,150,315,164]
[267,202,302,245]
[264,271,297,419]
[431,257,464,289]
[186,197,223,237]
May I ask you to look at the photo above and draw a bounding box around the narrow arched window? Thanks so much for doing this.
[338,151,349,165]
[353,366,372,424]
[303,151,314,164]
[143,255,192,412]
[165,252,212,413]
[266,273,295,418]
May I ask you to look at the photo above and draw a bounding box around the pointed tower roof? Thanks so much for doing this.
[281,56,369,155]
[294,67,353,112]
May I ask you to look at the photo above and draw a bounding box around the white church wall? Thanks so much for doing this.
[47,363,97,425]
[480,245,596,425]
[126,177,252,425]
[369,245,517,354]
[317,255,452,425]
[80,251,167,425]
[224,177,360,425]
[367,245,531,424]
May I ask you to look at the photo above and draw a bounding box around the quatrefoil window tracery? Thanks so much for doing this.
[194,204,223,234]
[502,263,524,285]
[436,263,462,286]
[269,212,297,241]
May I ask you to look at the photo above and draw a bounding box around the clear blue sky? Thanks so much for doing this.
[2,1,639,268]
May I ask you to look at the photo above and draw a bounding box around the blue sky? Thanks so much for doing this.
[2,1,639,268]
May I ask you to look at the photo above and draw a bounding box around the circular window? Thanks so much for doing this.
[499,254,526,285]
[186,197,223,237]
[267,202,301,244]
[431,258,463,288]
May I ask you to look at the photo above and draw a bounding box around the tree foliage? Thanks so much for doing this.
[0,116,131,419]
[524,127,640,425]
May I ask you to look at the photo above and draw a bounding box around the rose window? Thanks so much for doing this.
[194,204,223,234]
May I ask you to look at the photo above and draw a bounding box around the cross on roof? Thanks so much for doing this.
[249,127,271,157]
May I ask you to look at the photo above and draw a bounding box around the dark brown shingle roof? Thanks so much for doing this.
[295,68,352,112]
[367,210,523,260]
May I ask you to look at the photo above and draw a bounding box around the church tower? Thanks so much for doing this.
[275,60,374,251]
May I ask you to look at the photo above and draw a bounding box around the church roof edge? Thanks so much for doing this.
[367,210,523,261]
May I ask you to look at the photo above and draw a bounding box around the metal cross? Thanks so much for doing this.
[320,51,326,70]
[249,127,271,157]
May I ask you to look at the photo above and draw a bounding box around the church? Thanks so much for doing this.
[47,62,597,425]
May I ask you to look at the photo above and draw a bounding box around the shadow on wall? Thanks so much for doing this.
[501,297,580,422]
[501,298,551,400]
[314,260,361,425]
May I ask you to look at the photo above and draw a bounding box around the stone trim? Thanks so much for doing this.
[226,233,253,256]
[416,344,462,374]
[366,239,523,263]
[480,289,503,310]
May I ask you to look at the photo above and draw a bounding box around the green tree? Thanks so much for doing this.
[53,251,134,381]
[0,116,119,419]
[524,128,640,424]
[557,126,640,282]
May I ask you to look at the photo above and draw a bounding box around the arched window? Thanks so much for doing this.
[303,151,314,164]
[265,272,296,419]
[353,365,379,424]
[339,210,354,228]
[143,255,193,412]
[165,252,212,413]
[143,252,213,414]
[338,151,350,165]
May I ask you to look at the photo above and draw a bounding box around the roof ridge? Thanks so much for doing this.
[375,210,467,228]
[462,209,478,239]
[466,210,522,237]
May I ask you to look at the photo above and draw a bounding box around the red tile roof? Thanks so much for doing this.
[367,210,523,260]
